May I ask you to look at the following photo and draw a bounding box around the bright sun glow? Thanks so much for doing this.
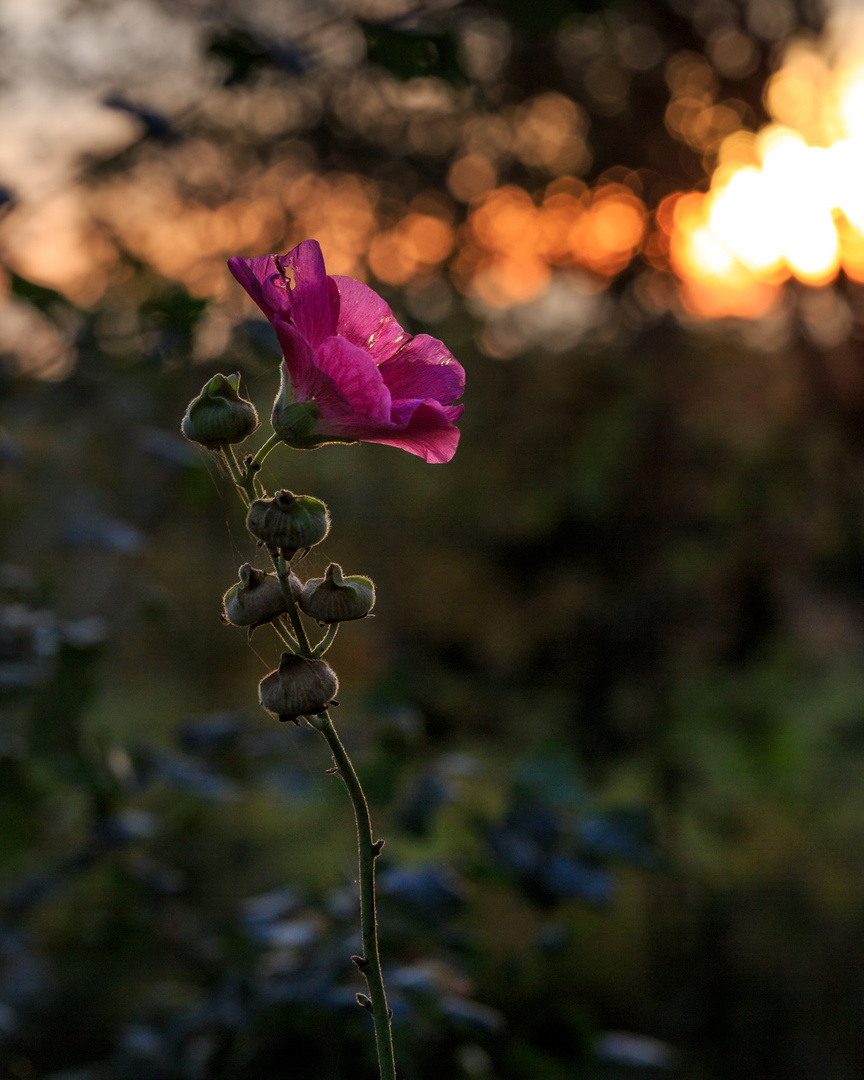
[670,29,864,316]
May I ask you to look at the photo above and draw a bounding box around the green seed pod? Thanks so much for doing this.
[222,563,299,628]
[246,490,330,554]
[181,373,259,449]
[299,563,375,624]
[258,652,339,723]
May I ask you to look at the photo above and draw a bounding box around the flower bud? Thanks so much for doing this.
[181,373,259,449]
[258,652,339,723]
[299,563,375,623]
[222,563,300,628]
[246,490,330,554]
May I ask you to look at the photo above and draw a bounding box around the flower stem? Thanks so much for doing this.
[274,554,313,655]
[269,619,300,652]
[250,430,282,471]
[310,709,397,1080]
[312,623,339,657]
[232,433,283,503]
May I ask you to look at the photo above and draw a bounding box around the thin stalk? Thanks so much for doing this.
[249,431,282,471]
[220,448,249,506]
[233,432,282,503]
[312,710,397,1080]
[268,619,300,652]
[312,622,339,657]
[274,554,312,655]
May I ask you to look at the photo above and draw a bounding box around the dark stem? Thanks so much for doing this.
[311,710,397,1080]
[274,553,312,654]
[312,622,339,657]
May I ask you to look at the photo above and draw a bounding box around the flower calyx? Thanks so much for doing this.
[299,563,375,624]
[246,490,330,557]
[271,363,358,450]
[258,652,339,724]
[181,373,259,449]
[222,563,300,629]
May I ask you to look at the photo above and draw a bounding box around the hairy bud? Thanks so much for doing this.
[223,563,299,628]
[246,490,330,555]
[181,373,258,449]
[299,563,375,623]
[258,652,339,723]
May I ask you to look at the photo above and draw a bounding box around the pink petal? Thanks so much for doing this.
[345,400,464,463]
[228,254,292,320]
[272,319,345,409]
[229,242,339,348]
[379,334,465,405]
[315,337,392,425]
[278,241,339,348]
[270,318,319,399]
[331,276,410,364]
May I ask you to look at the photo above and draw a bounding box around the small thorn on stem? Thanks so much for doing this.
[356,993,373,1011]
[325,766,338,775]
[388,1008,393,1020]
[351,954,369,971]
[371,839,384,858]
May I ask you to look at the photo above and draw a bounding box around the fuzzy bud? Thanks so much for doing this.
[181,373,259,449]
[246,490,330,554]
[299,563,375,624]
[258,652,339,723]
[222,563,299,628]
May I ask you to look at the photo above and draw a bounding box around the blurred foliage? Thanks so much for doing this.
[6,0,864,1079]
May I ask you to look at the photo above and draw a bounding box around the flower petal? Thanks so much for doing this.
[228,254,291,320]
[346,400,464,463]
[229,242,339,348]
[279,241,339,348]
[314,336,392,425]
[331,276,410,364]
[270,318,320,400]
[379,334,465,405]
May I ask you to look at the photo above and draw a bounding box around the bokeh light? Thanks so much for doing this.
[7,0,864,367]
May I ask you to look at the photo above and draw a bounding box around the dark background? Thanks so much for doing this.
[3,1,864,1077]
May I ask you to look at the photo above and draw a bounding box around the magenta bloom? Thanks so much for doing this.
[228,241,464,464]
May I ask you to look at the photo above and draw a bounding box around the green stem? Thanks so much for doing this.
[269,619,300,652]
[234,432,282,503]
[274,554,312,655]
[250,431,282,471]
[312,710,397,1080]
[312,623,339,657]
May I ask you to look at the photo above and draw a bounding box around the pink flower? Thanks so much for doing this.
[228,241,465,464]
